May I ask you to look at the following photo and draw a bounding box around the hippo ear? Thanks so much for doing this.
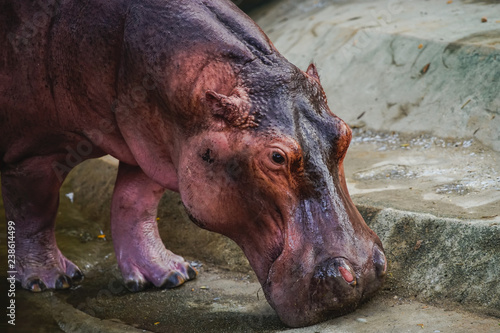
[306,63,320,82]
[205,90,229,117]
[205,88,259,129]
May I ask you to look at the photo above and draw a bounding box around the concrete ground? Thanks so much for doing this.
[1,0,499,332]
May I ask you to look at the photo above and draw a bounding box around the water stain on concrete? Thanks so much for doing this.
[445,30,500,56]
[462,0,500,5]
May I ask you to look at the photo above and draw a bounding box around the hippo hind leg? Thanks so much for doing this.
[111,162,197,292]
[1,155,83,291]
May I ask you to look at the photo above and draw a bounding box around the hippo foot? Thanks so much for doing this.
[16,249,84,292]
[119,249,197,292]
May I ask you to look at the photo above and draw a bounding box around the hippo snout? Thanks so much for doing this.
[311,246,388,298]
[263,240,387,327]
[305,250,387,325]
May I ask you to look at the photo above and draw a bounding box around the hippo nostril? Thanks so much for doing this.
[373,246,387,277]
[338,261,356,286]
[314,257,357,286]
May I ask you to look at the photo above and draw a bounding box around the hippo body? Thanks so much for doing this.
[0,0,386,327]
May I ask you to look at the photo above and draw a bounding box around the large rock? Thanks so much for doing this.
[361,206,500,316]
[250,0,500,151]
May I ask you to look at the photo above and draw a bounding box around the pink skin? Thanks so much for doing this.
[111,163,196,291]
[177,131,289,280]
[0,6,235,292]
[0,1,202,292]
[1,0,386,327]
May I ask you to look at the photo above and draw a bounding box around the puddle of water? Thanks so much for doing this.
[435,183,471,195]
[352,128,476,152]
[349,184,406,195]
[346,129,500,218]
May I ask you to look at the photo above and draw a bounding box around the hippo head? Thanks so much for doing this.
[177,62,386,327]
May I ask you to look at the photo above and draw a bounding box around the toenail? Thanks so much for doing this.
[164,272,184,289]
[29,279,47,292]
[56,275,71,289]
[71,269,85,283]
[125,280,150,292]
[187,266,198,280]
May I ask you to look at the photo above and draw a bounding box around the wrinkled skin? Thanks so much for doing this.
[0,0,386,327]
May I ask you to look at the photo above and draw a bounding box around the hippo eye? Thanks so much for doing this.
[271,152,286,165]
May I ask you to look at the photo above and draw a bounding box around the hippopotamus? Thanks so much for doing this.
[0,0,386,327]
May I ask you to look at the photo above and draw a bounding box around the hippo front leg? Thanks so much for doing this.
[111,162,197,292]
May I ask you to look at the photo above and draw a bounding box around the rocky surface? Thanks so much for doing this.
[252,0,500,152]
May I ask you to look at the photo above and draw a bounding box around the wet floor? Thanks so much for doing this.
[345,128,500,221]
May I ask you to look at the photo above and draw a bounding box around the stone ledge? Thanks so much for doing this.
[363,206,500,316]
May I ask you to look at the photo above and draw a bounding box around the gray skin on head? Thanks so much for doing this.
[0,0,386,327]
